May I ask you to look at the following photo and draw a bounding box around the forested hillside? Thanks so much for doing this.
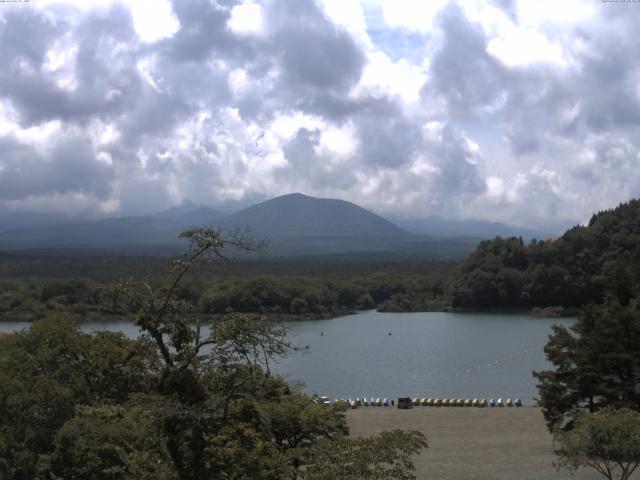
[449,200,640,309]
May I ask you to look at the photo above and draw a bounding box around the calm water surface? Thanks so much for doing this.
[1,311,572,405]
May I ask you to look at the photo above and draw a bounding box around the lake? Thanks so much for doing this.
[0,311,572,405]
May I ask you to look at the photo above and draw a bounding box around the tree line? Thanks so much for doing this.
[0,268,453,322]
[449,199,640,310]
[529,200,640,479]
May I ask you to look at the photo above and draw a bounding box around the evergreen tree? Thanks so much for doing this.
[534,299,640,430]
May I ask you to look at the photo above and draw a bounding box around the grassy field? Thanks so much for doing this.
[347,407,602,480]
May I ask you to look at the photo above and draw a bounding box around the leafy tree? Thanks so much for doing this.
[112,227,427,479]
[300,430,428,480]
[0,316,157,480]
[47,397,177,480]
[534,300,640,430]
[554,407,640,480]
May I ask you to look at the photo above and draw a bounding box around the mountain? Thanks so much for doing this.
[216,193,408,239]
[391,215,556,240]
[212,193,420,256]
[0,206,223,252]
[159,206,224,229]
[0,211,91,234]
[0,193,481,260]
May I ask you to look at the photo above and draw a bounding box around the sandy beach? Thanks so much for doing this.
[347,407,601,480]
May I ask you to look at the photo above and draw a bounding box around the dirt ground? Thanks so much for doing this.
[346,407,602,480]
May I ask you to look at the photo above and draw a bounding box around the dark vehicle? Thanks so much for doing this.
[397,397,413,409]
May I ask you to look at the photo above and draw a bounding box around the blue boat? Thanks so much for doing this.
[514,398,522,407]
[383,397,389,406]
[489,398,496,407]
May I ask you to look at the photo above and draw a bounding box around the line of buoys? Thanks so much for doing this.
[326,396,524,408]
[454,348,538,377]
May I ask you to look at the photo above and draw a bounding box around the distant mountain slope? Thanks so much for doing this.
[448,199,640,309]
[391,215,555,240]
[216,193,410,239]
[0,193,480,260]
[0,211,90,234]
[0,206,223,251]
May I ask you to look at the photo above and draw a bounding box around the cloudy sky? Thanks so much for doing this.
[0,0,639,231]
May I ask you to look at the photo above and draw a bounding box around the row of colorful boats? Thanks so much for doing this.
[404,397,523,408]
[325,397,523,408]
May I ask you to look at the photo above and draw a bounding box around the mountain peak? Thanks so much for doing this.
[276,192,310,200]
[217,193,408,240]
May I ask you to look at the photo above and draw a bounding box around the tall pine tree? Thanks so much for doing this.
[534,299,640,430]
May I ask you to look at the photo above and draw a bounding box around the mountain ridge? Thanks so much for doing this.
[0,193,554,259]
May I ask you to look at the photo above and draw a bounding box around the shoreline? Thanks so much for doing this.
[0,305,578,324]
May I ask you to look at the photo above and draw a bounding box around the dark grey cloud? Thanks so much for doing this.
[164,0,256,63]
[0,5,143,127]
[430,125,486,196]
[354,98,422,167]
[425,3,508,118]
[269,0,365,93]
[0,134,113,201]
[226,0,367,125]
[575,35,640,131]
[0,7,61,67]
[277,127,356,190]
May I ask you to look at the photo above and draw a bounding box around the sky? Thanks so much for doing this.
[0,0,639,231]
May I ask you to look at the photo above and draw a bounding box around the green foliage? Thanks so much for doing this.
[0,278,140,322]
[47,398,177,480]
[554,407,640,480]
[199,276,374,316]
[300,429,428,480]
[0,316,157,480]
[450,199,640,309]
[359,272,447,312]
[534,301,640,430]
[264,394,348,450]
[0,260,455,322]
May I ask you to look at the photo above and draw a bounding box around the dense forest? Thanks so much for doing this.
[448,200,640,311]
[0,261,453,322]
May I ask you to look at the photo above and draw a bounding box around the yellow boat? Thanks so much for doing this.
[375,398,382,406]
